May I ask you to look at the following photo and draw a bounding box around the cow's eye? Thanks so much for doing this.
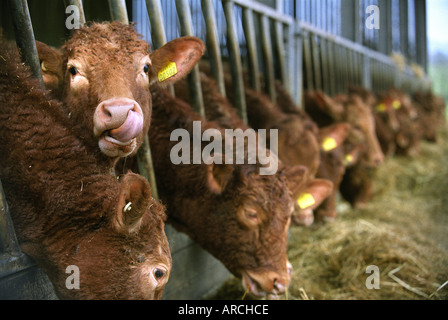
[143,64,150,73]
[153,268,165,279]
[69,66,78,76]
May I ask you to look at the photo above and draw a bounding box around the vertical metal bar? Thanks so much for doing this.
[137,135,159,200]
[65,0,86,26]
[399,0,409,58]
[285,22,295,97]
[320,37,329,94]
[310,33,322,90]
[260,14,276,101]
[175,0,205,117]
[108,0,129,24]
[146,0,168,49]
[335,44,343,93]
[414,0,427,72]
[223,0,248,125]
[273,0,287,89]
[201,0,226,97]
[273,21,287,88]
[242,7,261,92]
[327,39,336,95]
[302,31,314,91]
[8,0,43,86]
[294,21,304,106]
[378,0,392,55]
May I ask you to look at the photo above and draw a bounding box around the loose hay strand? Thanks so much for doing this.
[241,287,249,300]
[388,266,430,299]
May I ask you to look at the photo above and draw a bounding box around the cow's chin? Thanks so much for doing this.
[98,136,138,158]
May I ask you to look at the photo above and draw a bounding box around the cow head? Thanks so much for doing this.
[312,91,384,169]
[34,173,172,300]
[192,154,308,298]
[37,22,204,161]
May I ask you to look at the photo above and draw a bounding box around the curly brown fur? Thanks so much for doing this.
[0,37,170,300]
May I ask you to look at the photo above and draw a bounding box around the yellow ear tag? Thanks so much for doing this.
[344,154,354,165]
[322,137,337,151]
[297,193,316,209]
[392,100,401,110]
[158,62,177,82]
[376,103,386,112]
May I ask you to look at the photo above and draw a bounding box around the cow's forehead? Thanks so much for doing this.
[64,23,149,58]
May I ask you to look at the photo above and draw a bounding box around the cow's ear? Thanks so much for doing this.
[343,144,363,167]
[35,41,64,93]
[318,123,351,152]
[149,36,205,85]
[206,162,234,195]
[314,91,345,119]
[114,173,151,233]
[296,179,333,211]
[283,165,309,198]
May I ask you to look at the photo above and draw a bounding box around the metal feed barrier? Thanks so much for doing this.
[0,0,430,299]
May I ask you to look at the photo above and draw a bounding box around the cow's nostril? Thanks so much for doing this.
[103,108,112,118]
[273,280,285,294]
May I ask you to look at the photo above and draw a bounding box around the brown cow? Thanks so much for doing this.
[349,86,400,157]
[413,90,446,143]
[305,90,384,208]
[147,85,307,298]
[378,89,421,157]
[35,22,204,167]
[0,38,171,299]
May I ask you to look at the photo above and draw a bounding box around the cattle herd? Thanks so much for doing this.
[0,22,445,300]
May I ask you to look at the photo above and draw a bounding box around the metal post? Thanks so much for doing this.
[310,33,322,90]
[340,0,360,43]
[242,7,262,92]
[175,0,205,117]
[260,14,276,101]
[294,21,304,106]
[414,0,427,72]
[65,0,86,26]
[8,0,43,86]
[399,0,409,58]
[378,0,392,55]
[145,0,168,49]
[201,0,227,97]
[273,0,287,89]
[223,0,248,125]
[108,0,129,24]
[302,30,314,91]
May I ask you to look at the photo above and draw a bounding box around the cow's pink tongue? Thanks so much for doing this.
[109,110,143,142]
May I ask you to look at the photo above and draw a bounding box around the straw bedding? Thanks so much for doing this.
[210,128,448,300]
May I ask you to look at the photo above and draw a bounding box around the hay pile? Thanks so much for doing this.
[210,128,448,300]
